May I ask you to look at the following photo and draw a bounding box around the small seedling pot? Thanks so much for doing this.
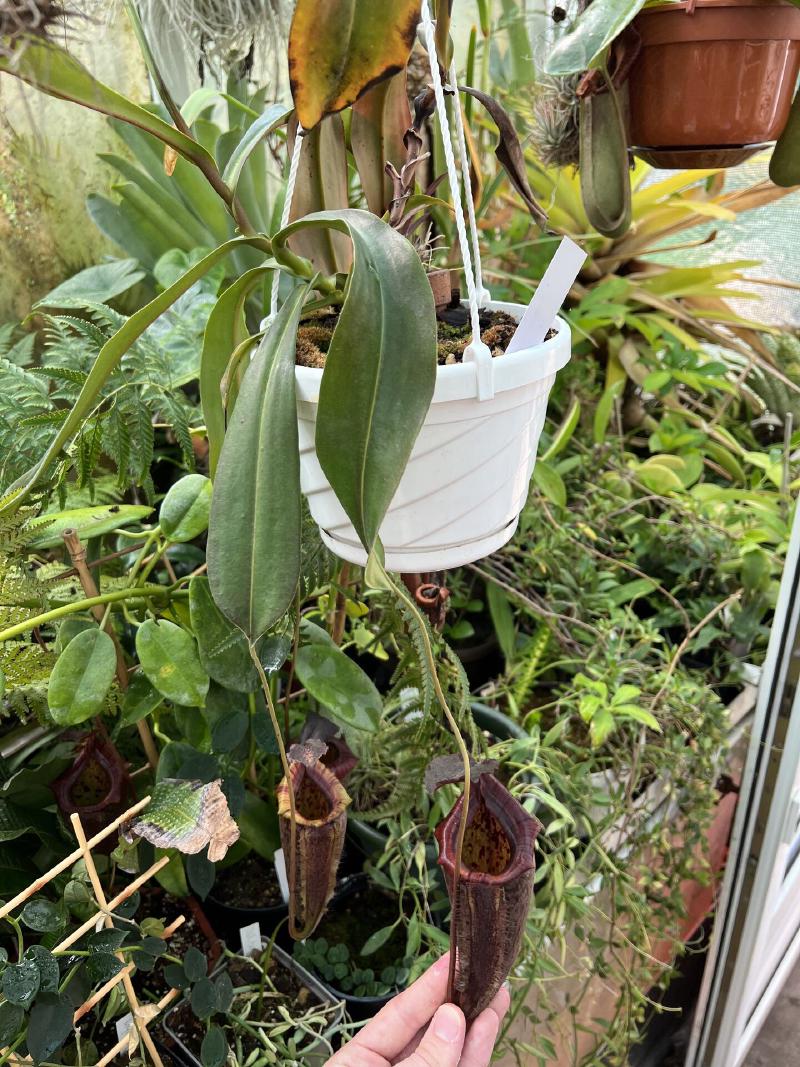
[203,890,288,946]
[296,874,408,1021]
[628,0,800,168]
[296,306,571,572]
[162,943,341,1067]
[202,855,288,944]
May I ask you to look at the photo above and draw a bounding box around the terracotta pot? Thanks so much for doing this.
[628,0,800,168]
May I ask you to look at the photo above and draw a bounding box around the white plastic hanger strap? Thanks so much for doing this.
[266,120,305,324]
[448,57,491,306]
[420,0,494,400]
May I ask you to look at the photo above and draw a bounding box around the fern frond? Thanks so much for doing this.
[19,410,70,427]
[399,601,435,720]
[31,366,89,386]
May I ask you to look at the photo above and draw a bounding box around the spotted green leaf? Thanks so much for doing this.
[47,628,117,725]
[135,620,209,707]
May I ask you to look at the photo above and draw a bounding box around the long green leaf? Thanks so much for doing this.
[115,181,196,253]
[272,209,437,552]
[98,153,212,248]
[221,104,292,193]
[544,0,646,75]
[86,193,174,270]
[181,87,223,126]
[287,117,352,276]
[0,38,216,169]
[2,237,254,514]
[207,287,306,641]
[25,504,152,550]
[201,267,271,478]
[593,379,625,444]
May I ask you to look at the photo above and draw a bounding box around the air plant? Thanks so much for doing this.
[277,740,351,940]
[0,0,65,55]
[430,756,541,1021]
[137,0,291,72]
[531,73,582,169]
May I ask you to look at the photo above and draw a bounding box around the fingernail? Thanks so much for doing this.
[433,1004,463,1043]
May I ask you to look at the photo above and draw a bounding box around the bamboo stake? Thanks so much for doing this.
[0,800,186,1067]
[72,917,185,1024]
[94,988,179,1067]
[0,796,151,920]
[72,963,136,1025]
[61,528,159,769]
[70,814,167,1067]
[52,855,171,954]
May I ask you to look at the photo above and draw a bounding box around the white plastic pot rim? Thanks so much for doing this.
[294,306,571,406]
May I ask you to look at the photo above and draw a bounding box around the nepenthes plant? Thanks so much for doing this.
[0,0,554,1011]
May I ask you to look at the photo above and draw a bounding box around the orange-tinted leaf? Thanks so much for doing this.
[288,0,422,130]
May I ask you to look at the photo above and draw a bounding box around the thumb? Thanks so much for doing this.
[400,1003,466,1067]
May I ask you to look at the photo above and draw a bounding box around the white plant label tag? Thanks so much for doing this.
[274,847,291,904]
[115,1013,133,1043]
[506,237,587,354]
[239,922,262,958]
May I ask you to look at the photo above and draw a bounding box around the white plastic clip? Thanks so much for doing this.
[464,338,495,401]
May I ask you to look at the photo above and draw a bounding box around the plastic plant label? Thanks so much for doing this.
[115,1013,133,1043]
[274,847,291,904]
[506,237,587,354]
[239,922,262,958]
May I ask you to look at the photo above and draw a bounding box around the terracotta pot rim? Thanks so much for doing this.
[639,0,800,12]
[631,145,768,167]
[435,774,540,886]
[635,0,800,41]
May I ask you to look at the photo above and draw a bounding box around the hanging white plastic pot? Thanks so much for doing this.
[280,0,578,574]
[295,303,571,573]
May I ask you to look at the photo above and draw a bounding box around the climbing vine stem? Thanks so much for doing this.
[248,641,302,941]
[385,569,470,1003]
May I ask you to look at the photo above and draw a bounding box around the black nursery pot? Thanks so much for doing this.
[202,853,288,945]
[297,874,409,1021]
[347,815,439,868]
[470,701,528,742]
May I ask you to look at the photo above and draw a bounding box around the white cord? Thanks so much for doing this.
[266,120,305,324]
[419,0,479,340]
[448,58,491,305]
[420,0,493,398]
[266,16,494,397]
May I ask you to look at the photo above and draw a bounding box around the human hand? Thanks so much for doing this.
[325,952,510,1067]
